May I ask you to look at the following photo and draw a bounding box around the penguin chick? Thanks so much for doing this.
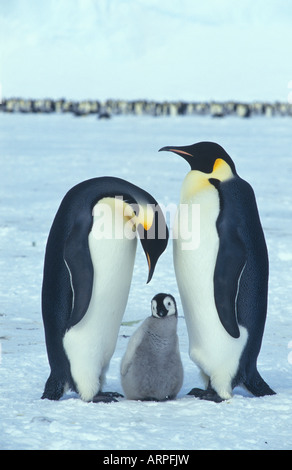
[120,293,183,401]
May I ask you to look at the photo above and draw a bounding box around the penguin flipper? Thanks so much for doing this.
[120,324,146,376]
[64,217,94,328]
[214,224,246,339]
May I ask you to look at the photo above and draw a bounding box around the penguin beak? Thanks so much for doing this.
[143,235,168,284]
[159,146,194,167]
[137,208,169,284]
[146,252,155,284]
[157,310,167,317]
[136,205,156,283]
[140,239,160,284]
[159,146,193,157]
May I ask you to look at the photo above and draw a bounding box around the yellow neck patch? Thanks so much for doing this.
[134,204,154,231]
[212,158,233,181]
[180,158,233,202]
[93,197,154,232]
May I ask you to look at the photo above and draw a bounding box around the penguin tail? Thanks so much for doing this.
[244,370,276,397]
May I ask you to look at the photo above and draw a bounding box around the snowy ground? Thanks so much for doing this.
[0,112,292,450]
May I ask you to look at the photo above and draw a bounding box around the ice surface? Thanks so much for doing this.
[0,113,292,450]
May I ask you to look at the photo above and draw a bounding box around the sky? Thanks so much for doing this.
[0,0,292,102]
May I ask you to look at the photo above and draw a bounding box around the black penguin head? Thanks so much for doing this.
[136,205,169,284]
[121,183,169,284]
[151,293,177,318]
[159,141,237,175]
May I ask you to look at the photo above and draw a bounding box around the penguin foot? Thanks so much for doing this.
[187,387,224,403]
[91,391,124,403]
[41,374,65,401]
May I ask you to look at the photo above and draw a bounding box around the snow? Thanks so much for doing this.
[0,112,292,450]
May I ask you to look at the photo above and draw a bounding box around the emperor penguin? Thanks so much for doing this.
[120,293,183,401]
[159,142,275,402]
[41,177,169,402]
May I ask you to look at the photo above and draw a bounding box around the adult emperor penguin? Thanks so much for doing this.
[159,141,275,402]
[120,293,183,401]
[41,177,168,402]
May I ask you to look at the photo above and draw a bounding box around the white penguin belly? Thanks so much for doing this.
[173,187,248,398]
[63,199,137,401]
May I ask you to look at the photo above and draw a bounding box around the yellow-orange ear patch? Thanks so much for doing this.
[212,158,233,182]
[136,204,154,231]
[213,158,225,171]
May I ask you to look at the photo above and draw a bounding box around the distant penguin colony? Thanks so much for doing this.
[120,293,183,401]
[159,141,275,402]
[2,97,291,118]
[41,139,275,404]
[41,177,168,402]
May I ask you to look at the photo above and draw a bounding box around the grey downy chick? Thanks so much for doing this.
[120,293,183,401]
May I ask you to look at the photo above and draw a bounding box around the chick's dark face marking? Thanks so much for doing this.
[151,293,177,318]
